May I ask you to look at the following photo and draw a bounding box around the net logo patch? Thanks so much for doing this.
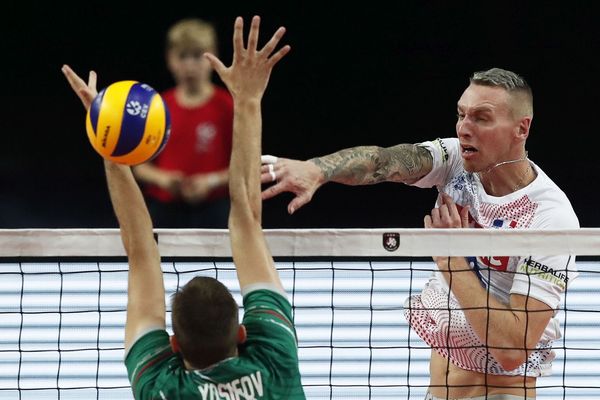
[383,232,400,252]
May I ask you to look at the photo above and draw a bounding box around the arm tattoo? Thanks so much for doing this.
[379,144,433,184]
[310,144,433,185]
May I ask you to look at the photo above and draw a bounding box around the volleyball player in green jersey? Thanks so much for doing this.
[63,15,304,399]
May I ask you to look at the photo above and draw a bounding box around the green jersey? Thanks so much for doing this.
[125,289,306,399]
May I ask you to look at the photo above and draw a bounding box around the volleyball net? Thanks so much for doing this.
[1,228,599,399]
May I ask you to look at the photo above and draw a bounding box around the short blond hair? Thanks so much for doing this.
[470,68,533,118]
[166,18,217,52]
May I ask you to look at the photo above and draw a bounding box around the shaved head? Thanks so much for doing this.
[470,68,533,120]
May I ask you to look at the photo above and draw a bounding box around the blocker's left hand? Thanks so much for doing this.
[62,64,98,110]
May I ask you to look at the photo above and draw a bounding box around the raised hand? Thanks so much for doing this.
[204,16,290,102]
[61,64,98,110]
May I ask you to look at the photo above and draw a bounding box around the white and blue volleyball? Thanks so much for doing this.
[85,81,170,165]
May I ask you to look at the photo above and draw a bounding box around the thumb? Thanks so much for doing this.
[88,70,98,94]
[460,205,470,228]
[204,53,227,78]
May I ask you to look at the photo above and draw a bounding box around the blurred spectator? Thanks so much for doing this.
[134,18,232,228]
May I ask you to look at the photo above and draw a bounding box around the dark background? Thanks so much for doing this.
[1,1,598,229]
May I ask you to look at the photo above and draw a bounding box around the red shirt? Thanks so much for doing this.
[147,86,233,202]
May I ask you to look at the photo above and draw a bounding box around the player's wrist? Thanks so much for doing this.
[308,158,328,185]
[233,97,261,111]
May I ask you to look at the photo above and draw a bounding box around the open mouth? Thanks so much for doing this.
[461,144,478,155]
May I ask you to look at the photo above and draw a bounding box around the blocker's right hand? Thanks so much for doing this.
[61,64,98,110]
[260,156,324,214]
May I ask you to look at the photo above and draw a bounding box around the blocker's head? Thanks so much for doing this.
[171,276,244,368]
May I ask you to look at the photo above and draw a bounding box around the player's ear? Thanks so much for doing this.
[170,335,181,353]
[517,116,532,140]
[237,325,247,344]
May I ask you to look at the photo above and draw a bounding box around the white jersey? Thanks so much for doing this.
[403,137,579,377]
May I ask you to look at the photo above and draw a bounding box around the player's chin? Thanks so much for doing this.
[461,160,478,173]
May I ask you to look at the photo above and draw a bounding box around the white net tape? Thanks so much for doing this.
[1,228,598,257]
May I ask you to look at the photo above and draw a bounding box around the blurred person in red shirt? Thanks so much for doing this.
[134,18,232,228]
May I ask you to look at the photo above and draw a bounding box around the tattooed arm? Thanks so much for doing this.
[261,143,433,214]
[311,144,432,185]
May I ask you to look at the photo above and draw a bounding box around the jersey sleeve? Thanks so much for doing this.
[124,329,178,400]
[511,205,580,309]
[411,137,462,189]
[241,289,300,369]
[512,255,577,309]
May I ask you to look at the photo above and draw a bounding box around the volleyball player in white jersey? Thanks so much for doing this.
[260,68,579,399]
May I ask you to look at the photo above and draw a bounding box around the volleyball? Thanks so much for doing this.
[85,81,171,165]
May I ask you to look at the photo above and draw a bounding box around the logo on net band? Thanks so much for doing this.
[383,232,400,252]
